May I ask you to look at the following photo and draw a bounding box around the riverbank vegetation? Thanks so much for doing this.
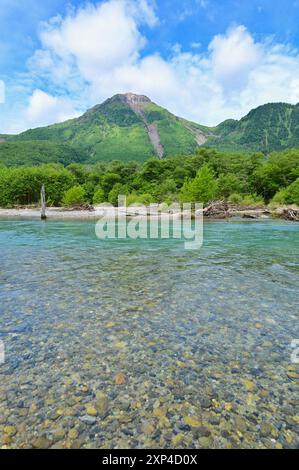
[0,148,298,208]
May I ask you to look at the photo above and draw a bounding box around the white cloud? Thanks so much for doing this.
[0,81,5,104]
[208,25,262,90]
[191,42,201,49]
[128,0,158,27]
[3,0,299,133]
[25,89,79,129]
[33,0,155,82]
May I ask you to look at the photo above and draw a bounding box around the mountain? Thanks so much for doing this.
[2,93,209,165]
[205,102,299,153]
[1,95,299,166]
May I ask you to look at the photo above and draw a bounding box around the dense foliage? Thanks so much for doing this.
[207,103,299,153]
[0,141,87,166]
[0,165,75,206]
[0,148,298,208]
[62,185,86,206]
[272,178,299,206]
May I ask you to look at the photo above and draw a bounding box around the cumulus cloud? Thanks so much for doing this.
[25,90,79,128]
[31,0,155,82]
[5,0,299,132]
[208,25,262,91]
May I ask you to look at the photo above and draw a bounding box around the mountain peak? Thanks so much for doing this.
[110,93,152,105]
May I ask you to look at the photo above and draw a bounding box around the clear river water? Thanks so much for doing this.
[0,218,298,449]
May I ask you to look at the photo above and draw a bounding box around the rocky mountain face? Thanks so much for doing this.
[115,93,165,158]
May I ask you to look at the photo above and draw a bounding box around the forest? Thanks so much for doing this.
[0,148,298,208]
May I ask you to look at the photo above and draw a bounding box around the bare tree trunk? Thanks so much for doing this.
[41,185,47,220]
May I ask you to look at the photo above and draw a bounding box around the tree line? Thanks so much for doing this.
[0,148,298,207]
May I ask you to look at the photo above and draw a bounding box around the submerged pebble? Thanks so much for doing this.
[0,219,298,449]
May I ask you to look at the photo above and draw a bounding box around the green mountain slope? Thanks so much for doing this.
[1,96,299,166]
[205,102,299,153]
[0,141,87,166]
[4,94,206,165]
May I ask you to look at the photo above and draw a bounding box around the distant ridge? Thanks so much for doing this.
[206,102,299,153]
[1,95,299,166]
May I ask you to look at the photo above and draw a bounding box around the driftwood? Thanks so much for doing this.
[280,208,299,221]
[66,204,95,212]
[203,201,230,219]
[242,212,258,219]
[41,185,47,220]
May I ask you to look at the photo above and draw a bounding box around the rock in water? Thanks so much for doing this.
[95,392,109,418]
[32,437,52,449]
[86,405,98,416]
[114,373,126,385]
[80,415,97,425]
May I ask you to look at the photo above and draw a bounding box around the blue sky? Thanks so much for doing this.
[1,0,299,133]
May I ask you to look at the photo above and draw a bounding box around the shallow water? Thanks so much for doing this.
[0,218,298,449]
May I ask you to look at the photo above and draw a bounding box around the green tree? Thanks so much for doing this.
[180,179,195,203]
[273,178,299,205]
[253,149,299,200]
[93,186,105,204]
[67,163,88,184]
[180,165,218,205]
[217,173,243,199]
[101,172,121,196]
[62,185,86,206]
[83,181,96,202]
[228,193,243,205]
[108,183,129,206]
[285,178,299,205]
[0,164,75,207]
